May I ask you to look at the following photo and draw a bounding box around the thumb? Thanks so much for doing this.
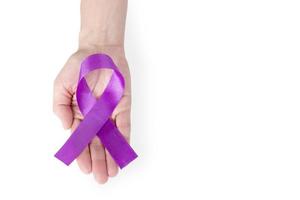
[53,79,73,129]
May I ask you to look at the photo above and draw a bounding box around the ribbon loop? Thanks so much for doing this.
[55,54,137,169]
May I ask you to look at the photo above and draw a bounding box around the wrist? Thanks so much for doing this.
[77,40,126,61]
[79,30,124,49]
[79,0,127,54]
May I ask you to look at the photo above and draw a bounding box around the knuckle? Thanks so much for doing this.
[90,140,103,152]
[52,105,58,115]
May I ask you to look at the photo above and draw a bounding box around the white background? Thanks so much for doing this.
[0,0,299,199]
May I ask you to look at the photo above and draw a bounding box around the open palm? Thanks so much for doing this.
[53,47,131,184]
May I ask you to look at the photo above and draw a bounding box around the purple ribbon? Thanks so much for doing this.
[55,53,137,169]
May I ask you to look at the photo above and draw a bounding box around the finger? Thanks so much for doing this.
[105,149,118,177]
[72,119,92,174]
[115,109,131,143]
[54,105,73,129]
[53,78,73,129]
[90,137,108,184]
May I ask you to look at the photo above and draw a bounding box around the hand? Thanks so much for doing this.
[53,46,131,184]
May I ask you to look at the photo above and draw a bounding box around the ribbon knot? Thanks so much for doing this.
[55,53,137,169]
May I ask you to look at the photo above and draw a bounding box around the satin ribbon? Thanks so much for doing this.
[55,53,137,169]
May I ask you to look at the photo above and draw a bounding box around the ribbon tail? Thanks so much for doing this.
[98,119,138,169]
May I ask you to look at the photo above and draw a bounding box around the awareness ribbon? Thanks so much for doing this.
[55,53,137,169]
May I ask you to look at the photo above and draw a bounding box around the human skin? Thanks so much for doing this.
[53,0,130,184]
